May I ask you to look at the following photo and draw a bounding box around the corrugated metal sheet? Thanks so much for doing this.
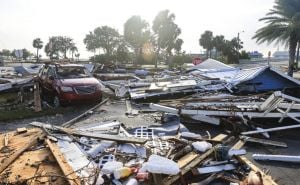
[189,58,235,71]
[191,66,300,85]
[230,66,268,84]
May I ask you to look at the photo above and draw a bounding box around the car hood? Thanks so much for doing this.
[58,77,100,86]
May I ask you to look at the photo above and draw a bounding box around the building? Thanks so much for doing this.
[247,51,263,60]
[273,51,289,60]
[189,59,300,93]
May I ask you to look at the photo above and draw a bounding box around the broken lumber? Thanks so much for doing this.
[236,156,278,185]
[46,139,81,185]
[4,133,8,146]
[31,122,148,144]
[62,98,109,127]
[163,134,227,185]
[241,136,287,148]
[34,82,42,112]
[163,145,220,185]
[0,129,43,174]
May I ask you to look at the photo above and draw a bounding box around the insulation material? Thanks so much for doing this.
[140,155,180,175]
[192,141,212,152]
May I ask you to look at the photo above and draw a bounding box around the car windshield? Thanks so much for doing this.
[56,66,91,79]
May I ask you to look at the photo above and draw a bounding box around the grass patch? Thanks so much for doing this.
[0,107,74,121]
[0,92,18,103]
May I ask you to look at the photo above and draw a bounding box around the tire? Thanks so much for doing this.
[53,96,61,108]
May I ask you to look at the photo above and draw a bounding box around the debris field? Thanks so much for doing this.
[1,58,300,185]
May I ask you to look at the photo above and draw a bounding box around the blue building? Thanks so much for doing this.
[235,66,300,93]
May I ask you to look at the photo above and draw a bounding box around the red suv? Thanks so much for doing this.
[37,63,102,107]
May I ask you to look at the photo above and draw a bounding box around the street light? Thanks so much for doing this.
[237,31,244,63]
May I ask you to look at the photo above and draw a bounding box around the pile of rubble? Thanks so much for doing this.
[1,58,300,184]
[0,114,277,185]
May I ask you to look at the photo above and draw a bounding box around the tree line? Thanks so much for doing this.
[0,9,250,66]
[1,0,299,76]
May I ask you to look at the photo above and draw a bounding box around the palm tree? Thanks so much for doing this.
[199,31,214,58]
[32,38,43,62]
[70,45,78,61]
[213,35,225,58]
[253,0,300,76]
[124,15,150,65]
[152,10,181,68]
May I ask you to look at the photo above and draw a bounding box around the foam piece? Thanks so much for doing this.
[102,161,123,174]
[192,141,212,152]
[140,154,180,175]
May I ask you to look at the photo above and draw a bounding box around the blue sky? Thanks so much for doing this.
[0,0,281,58]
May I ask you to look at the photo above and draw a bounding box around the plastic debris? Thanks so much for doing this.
[192,141,212,152]
[140,154,180,175]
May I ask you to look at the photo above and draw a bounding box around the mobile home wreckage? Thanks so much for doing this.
[0,58,300,185]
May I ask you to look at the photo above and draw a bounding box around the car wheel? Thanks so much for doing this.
[53,96,61,108]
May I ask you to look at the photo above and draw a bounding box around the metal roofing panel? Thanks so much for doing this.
[189,58,235,71]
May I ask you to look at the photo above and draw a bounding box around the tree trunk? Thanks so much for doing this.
[134,48,139,67]
[288,36,297,77]
[93,50,96,61]
[206,49,209,58]
[296,41,300,70]
[155,46,160,69]
[36,48,39,63]
[64,49,67,59]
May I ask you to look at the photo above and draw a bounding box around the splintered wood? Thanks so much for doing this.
[163,134,228,185]
[46,139,82,185]
[0,128,43,174]
[0,129,67,184]
[0,148,67,184]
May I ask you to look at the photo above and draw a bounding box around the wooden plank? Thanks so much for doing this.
[0,148,57,184]
[237,156,278,185]
[32,163,68,185]
[231,139,246,150]
[34,82,42,112]
[163,134,227,185]
[4,133,9,146]
[16,127,27,134]
[31,121,148,144]
[46,139,81,185]
[243,136,287,148]
[0,129,43,174]
[177,151,198,168]
[211,134,227,142]
[163,145,219,185]
[62,98,109,127]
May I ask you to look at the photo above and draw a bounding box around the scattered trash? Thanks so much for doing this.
[2,58,300,184]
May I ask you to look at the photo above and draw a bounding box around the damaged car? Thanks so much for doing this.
[37,63,102,107]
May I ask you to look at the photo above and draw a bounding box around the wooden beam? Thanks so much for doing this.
[163,134,227,185]
[62,98,109,127]
[34,82,42,112]
[31,122,148,144]
[46,139,81,185]
[0,130,43,174]
[177,151,198,168]
[4,133,9,146]
[163,145,219,185]
[231,139,246,150]
[237,156,278,185]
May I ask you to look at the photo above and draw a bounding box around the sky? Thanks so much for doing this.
[0,0,283,59]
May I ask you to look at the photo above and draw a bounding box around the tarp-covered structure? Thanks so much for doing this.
[189,58,300,93]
